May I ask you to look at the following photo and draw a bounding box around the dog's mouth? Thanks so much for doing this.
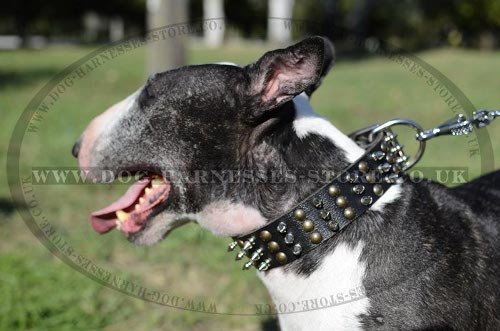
[90,175,170,235]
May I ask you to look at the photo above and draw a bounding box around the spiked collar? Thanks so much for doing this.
[227,128,408,271]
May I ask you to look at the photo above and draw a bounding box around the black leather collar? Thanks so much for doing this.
[227,129,407,271]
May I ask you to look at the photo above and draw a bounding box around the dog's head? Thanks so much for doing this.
[75,36,336,245]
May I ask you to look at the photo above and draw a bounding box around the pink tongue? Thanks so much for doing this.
[90,177,151,234]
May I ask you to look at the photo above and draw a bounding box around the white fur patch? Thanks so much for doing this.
[260,242,369,330]
[292,93,364,163]
[197,201,267,237]
[371,183,402,212]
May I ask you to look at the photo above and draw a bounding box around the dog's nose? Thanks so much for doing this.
[72,136,82,158]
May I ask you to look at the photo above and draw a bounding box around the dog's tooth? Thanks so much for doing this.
[135,204,140,211]
[116,210,129,223]
[151,178,163,187]
[139,197,145,204]
[145,188,152,195]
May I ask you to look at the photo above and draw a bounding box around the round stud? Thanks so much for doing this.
[335,196,347,208]
[302,220,314,232]
[373,184,384,196]
[328,185,340,197]
[344,207,355,219]
[358,161,369,173]
[293,209,306,221]
[386,154,395,164]
[365,172,376,184]
[328,221,339,231]
[361,196,373,206]
[310,232,322,244]
[237,240,244,248]
[381,142,388,152]
[259,230,272,242]
[276,252,288,264]
[268,241,280,253]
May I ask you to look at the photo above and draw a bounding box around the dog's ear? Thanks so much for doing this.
[245,36,335,115]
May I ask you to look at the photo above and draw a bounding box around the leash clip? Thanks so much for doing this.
[416,109,500,142]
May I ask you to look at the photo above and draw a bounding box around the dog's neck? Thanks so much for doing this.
[244,94,392,329]
[198,93,399,328]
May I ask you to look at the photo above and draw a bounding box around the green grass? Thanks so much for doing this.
[1,43,500,330]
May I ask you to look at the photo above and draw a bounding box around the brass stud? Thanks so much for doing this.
[319,210,331,220]
[259,230,272,242]
[302,220,314,232]
[344,207,355,219]
[358,161,369,173]
[328,185,340,197]
[373,184,384,196]
[268,241,280,253]
[310,232,322,244]
[312,198,323,209]
[328,221,339,231]
[365,172,376,184]
[335,196,347,208]
[293,209,306,221]
[386,154,395,164]
[237,240,244,248]
[392,164,402,173]
[276,252,288,264]
[352,184,365,195]
[381,143,388,152]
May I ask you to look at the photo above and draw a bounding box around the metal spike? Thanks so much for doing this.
[258,258,271,271]
[242,236,256,251]
[384,173,400,183]
[242,260,254,270]
[389,144,404,153]
[251,248,263,262]
[235,250,246,260]
[378,163,392,173]
[396,155,409,164]
[227,241,238,252]
[371,151,385,161]
[384,133,398,142]
[243,241,253,251]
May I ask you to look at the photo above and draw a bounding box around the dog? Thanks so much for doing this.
[73,36,500,330]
